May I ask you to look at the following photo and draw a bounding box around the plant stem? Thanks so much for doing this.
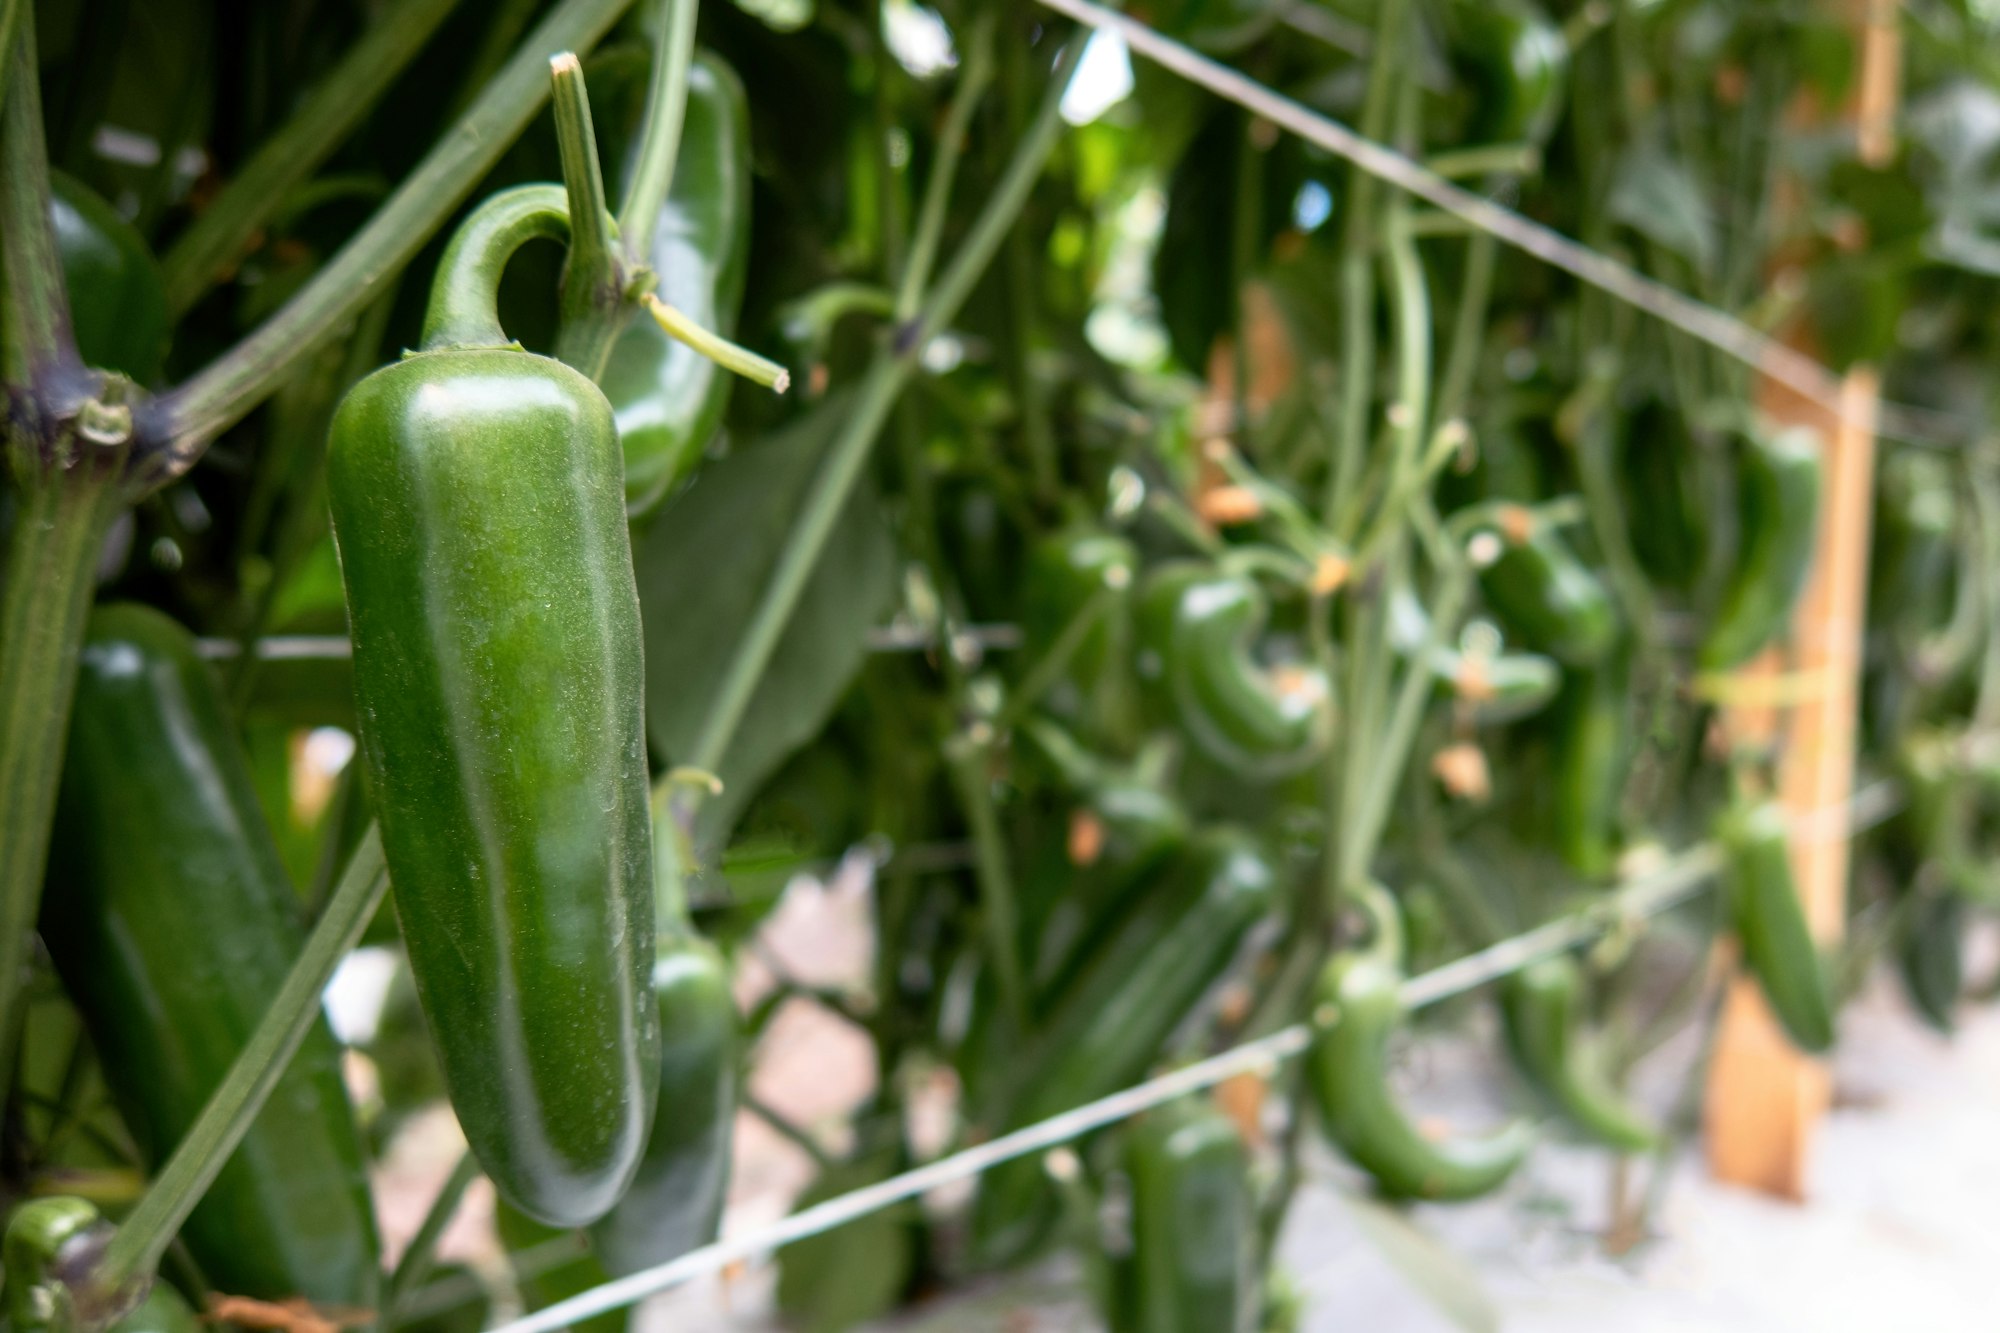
[1321,0,1407,524]
[550,52,628,380]
[158,0,463,317]
[992,587,1114,736]
[0,0,23,173]
[684,34,1085,774]
[617,0,699,263]
[386,1150,480,1322]
[94,828,391,1293]
[944,736,1028,1026]
[0,467,125,1079]
[894,14,996,321]
[153,0,638,469]
[1434,230,1496,429]
[1,3,78,390]
[641,294,790,390]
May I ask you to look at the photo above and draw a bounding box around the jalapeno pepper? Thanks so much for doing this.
[1022,527,1139,736]
[974,830,1277,1263]
[327,185,658,1226]
[1898,889,1964,1035]
[1719,801,1834,1053]
[1135,562,1330,778]
[1549,645,1631,880]
[1103,1099,1257,1333]
[1451,0,1568,146]
[1307,919,1533,1200]
[1500,955,1659,1152]
[49,171,170,384]
[1699,429,1821,672]
[41,605,379,1309]
[590,790,737,1276]
[599,50,752,515]
[1469,506,1617,666]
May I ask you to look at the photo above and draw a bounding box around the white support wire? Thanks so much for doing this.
[479,782,1901,1333]
[1034,0,1979,452]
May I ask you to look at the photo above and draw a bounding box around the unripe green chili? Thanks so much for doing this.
[1135,562,1330,778]
[1719,801,1834,1053]
[1451,0,1568,146]
[590,793,738,1276]
[599,50,753,515]
[1549,646,1631,880]
[1104,1099,1257,1333]
[974,830,1277,1263]
[1897,890,1963,1035]
[1500,955,1659,1153]
[1469,506,1617,666]
[1022,526,1138,733]
[327,185,658,1227]
[1307,889,1533,1200]
[42,605,379,1310]
[1700,429,1821,672]
[49,171,170,384]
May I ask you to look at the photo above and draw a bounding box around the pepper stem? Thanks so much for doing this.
[421,185,572,352]
[641,293,790,392]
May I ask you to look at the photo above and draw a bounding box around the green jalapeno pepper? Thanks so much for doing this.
[598,50,752,515]
[1135,562,1330,778]
[41,605,380,1310]
[1103,1099,1257,1333]
[974,829,1277,1263]
[1549,646,1631,880]
[327,185,658,1227]
[1699,429,1821,672]
[1898,889,1964,1035]
[1719,801,1834,1053]
[1451,0,1568,146]
[590,790,737,1276]
[1022,527,1139,736]
[50,171,170,384]
[1306,893,1533,1200]
[1469,507,1617,666]
[1500,955,1659,1152]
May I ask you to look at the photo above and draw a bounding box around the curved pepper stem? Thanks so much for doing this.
[420,184,572,352]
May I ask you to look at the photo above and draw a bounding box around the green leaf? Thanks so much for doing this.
[634,395,896,853]
[775,1148,914,1333]
[1608,140,1716,276]
[1339,1187,1500,1333]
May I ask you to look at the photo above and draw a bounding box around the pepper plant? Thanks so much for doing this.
[3,2,2000,1332]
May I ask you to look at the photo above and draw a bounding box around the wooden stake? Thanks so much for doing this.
[1703,0,1895,1199]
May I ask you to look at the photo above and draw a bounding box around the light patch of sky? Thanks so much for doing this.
[883,0,958,77]
[1061,29,1134,126]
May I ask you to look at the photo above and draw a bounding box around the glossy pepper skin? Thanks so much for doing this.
[1500,955,1659,1152]
[599,51,752,515]
[1699,429,1821,671]
[1136,562,1329,778]
[1719,802,1834,1053]
[1022,527,1139,736]
[49,171,170,383]
[1452,0,1568,145]
[1549,646,1631,879]
[974,830,1277,1263]
[1897,889,1964,1034]
[591,797,738,1276]
[41,605,379,1309]
[328,186,658,1226]
[1307,953,1533,1200]
[1471,507,1617,666]
[1105,1101,1257,1333]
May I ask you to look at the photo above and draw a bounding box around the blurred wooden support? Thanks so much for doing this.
[1703,0,1895,1199]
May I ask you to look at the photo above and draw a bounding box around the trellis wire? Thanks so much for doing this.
[1034,0,1977,452]
[479,782,1899,1333]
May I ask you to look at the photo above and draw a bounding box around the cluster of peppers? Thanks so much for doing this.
[9,34,754,1331]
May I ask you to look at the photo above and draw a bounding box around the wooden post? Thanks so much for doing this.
[1702,1,1897,1200]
